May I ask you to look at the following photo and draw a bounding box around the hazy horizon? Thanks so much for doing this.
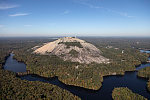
[1,35,150,38]
[0,0,150,37]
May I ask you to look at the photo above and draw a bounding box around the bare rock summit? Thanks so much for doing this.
[33,37,109,64]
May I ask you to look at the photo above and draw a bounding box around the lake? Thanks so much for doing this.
[3,50,150,100]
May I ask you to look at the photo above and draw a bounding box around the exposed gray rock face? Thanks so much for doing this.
[34,37,109,64]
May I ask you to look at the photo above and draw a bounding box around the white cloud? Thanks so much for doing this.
[118,12,135,18]
[75,1,134,18]
[80,2,103,9]
[63,10,70,14]
[76,0,135,19]
[106,8,135,18]
[0,3,19,10]
[9,13,30,17]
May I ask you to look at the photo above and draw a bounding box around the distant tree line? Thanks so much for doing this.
[0,37,150,99]
[59,42,83,48]
[12,37,149,90]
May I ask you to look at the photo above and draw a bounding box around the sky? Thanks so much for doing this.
[0,0,150,37]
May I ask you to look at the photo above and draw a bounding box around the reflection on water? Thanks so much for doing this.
[3,50,150,100]
[140,50,150,53]
[136,63,150,70]
[20,71,150,100]
[3,53,26,72]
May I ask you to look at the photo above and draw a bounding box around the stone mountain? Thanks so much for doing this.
[33,37,109,64]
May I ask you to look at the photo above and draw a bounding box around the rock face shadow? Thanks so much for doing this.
[33,37,109,64]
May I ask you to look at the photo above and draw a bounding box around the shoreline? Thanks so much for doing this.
[3,51,150,91]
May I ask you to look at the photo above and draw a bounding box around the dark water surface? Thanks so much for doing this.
[3,51,150,100]
[140,50,150,53]
[3,53,26,72]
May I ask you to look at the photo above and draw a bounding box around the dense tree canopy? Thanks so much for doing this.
[59,42,83,48]
[0,37,150,99]
[112,87,147,100]
[0,38,80,100]
[0,70,80,100]
[12,37,149,90]
[138,67,150,91]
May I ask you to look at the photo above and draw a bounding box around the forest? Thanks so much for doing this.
[13,37,149,90]
[112,87,147,100]
[0,37,80,100]
[0,70,80,100]
[137,67,150,91]
[0,37,150,99]
[59,42,83,48]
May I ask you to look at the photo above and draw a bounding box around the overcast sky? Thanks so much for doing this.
[0,0,150,37]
